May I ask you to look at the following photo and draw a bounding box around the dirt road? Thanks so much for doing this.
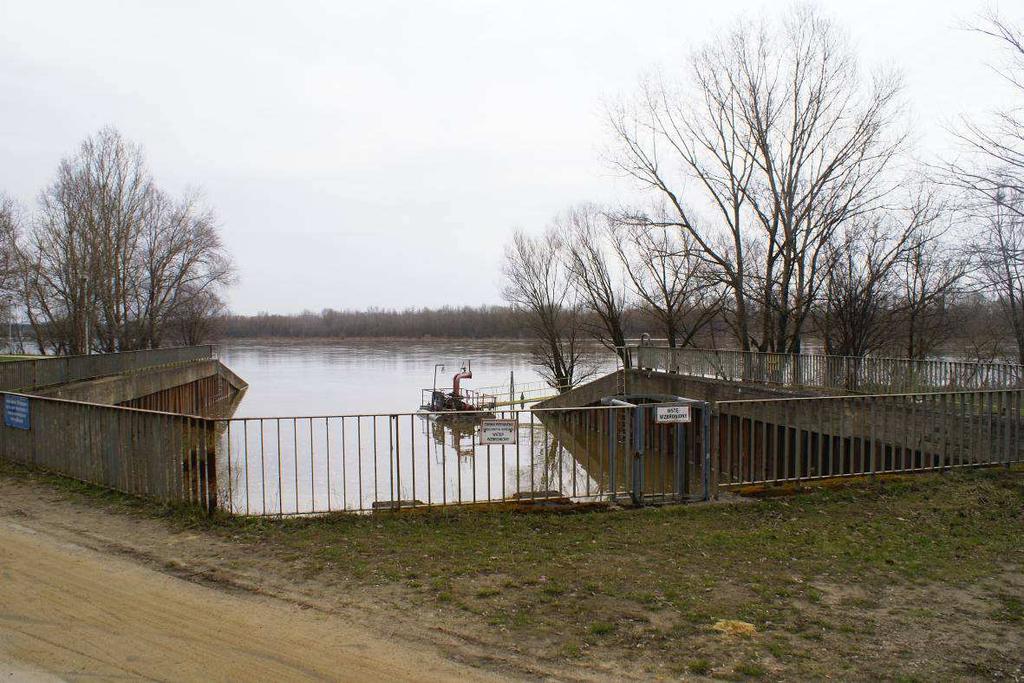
[0,517,498,682]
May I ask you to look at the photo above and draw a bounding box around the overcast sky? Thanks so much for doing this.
[0,0,1019,315]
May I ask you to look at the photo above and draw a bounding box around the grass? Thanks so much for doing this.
[3,459,1023,678]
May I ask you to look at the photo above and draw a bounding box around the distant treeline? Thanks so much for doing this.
[220,306,671,340]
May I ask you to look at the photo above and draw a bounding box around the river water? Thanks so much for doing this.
[217,338,618,417]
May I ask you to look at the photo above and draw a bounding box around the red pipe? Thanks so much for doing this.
[452,369,472,397]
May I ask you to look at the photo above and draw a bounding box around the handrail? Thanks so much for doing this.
[630,345,1024,393]
[0,345,215,392]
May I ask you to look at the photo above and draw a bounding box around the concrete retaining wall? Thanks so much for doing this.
[538,369,824,409]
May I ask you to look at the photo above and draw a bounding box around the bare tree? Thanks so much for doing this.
[893,225,968,360]
[135,189,234,348]
[559,205,632,364]
[946,11,1024,217]
[816,188,948,357]
[0,195,21,348]
[972,186,1024,362]
[0,195,19,295]
[609,211,722,347]
[607,6,905,353]
[20,127,233,354]
[168,285,227,346]
[502,229,589,390]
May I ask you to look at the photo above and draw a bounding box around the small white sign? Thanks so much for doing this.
[655,405,692,424]
[479,419,518,445]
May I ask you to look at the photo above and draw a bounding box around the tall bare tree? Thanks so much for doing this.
[608,6,905,353]
[559,205,631,364]
[20,128,233,354]
[946,11,1024,218]
[502,229,589,390]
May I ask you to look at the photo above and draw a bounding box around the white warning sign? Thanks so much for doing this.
[655,405,692,423]
[479,419,518,444]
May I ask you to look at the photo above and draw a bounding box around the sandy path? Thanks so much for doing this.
[0,518,498,682]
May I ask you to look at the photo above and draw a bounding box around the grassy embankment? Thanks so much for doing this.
[2,459,1022,679]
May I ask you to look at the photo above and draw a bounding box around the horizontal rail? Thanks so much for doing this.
[714,389,1023,488]
[0,346,215,393]
[632,346,1024,394]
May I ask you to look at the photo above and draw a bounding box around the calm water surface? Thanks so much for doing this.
[218,339,618,417]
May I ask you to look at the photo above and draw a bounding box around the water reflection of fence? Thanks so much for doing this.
[634,346,1024,393]
[714,389,1024,487]
[0,346,214,392]
[215,405,706,516]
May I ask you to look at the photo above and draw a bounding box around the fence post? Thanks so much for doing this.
[631,405,644,505]
[674,416,687,500]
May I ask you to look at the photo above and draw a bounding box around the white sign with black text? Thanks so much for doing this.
[479,418,518,445]
[655,405,692,424]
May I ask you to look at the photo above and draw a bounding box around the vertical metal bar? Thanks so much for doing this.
[958,393,966,468]
[309,417,315,512]
[987,392,994,466]
[388,415,395,505]
[357,417,364,512]
[471,421,478,503]
[815,399,824,478]
[410,414,416,508]
[515,410,522,497]
[394,416,401,510]
[326,418,332,511]
[556,413,563,498]
[293,417,299,513]
[259,419,266,515]
[785,403,794,483]
[440,417,447,507]
[425,414,432,506]
[243,420,250,515]
[276,418,283,516]
[702,403,711,501]
[725,410,733,485]
[530,411,536,498]
[373,416,380,507]
[544,416,550,495]
[608,409,616,497]
[226,420,233,515]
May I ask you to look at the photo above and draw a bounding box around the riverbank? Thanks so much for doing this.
[1,461,1021,680]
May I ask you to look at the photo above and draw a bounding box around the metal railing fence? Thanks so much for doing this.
[0,346,215,393]
[714,389,1024,488]
[420,387,498,411]
[633,346,1024,394]
[214,404,708,516]
[471,379,572,406]
[0,392,218,510]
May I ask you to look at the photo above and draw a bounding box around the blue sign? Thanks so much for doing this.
[3,395,30,431]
